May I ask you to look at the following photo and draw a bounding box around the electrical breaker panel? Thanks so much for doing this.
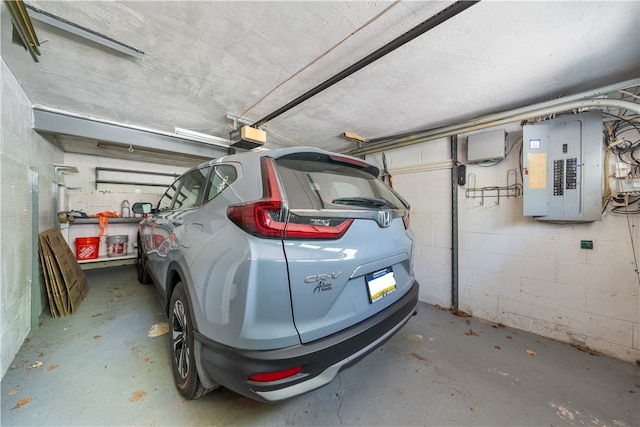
[522,110,603,222]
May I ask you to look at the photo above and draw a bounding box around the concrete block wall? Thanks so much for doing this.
[368,139,453,305]
[1,60,64,378]
[62,152,188,215]
[370,130,640,363]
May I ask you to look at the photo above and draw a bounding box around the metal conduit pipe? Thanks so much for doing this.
[252,0,480,128]
[348,97,640,157]
[364,77,640,146]
[450,135,459,310]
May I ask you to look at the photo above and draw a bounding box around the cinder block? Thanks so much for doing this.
[472,233,523,256]
[459,286,499,321]
[460,249,499,273]
[501,295,634,348]
[585,239,638,269]
[432,228,452,249]
[586,290,639,321]
[500,255,556,283]
[459,265,473,287]
[557,262,637,294]
[521,278,587,312]
[458,233,474,253]
[470,270,522,297]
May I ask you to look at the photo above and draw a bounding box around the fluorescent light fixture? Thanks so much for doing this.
[96,141,208,162]
[174,127,230,148]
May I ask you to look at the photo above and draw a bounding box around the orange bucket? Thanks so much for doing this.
[75,237,100,260]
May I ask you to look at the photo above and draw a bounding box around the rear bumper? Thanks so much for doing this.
[194,280,419,402]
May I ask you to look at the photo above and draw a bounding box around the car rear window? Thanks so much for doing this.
[275,154,406,210]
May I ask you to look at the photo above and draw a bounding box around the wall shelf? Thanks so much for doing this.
[78,254,136,270]
[95,167,178,189]
[62,219,142,269]
[70,217,143,225]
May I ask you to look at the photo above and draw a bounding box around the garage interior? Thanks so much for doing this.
[1,0,639,425]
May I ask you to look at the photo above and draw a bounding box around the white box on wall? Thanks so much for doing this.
[467,129,506,163]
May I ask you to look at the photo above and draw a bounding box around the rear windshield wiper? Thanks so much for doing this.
[332,197,389,207]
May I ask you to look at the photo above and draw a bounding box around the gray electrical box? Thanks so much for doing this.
[522,110,603,222]
[467,129,506,163]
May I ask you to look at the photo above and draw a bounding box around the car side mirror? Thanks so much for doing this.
[132,202,153,215]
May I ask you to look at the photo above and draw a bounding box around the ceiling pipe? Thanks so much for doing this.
[366,78,640,145]
[25,3,144,58]
[347,78,640,157]
[251,0,480,128]
[4,0,41,62]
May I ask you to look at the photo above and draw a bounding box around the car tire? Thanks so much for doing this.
[137,235,152,285]
[169,282,215,399]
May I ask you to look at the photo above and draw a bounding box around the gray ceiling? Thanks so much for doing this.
[2,1,639,165]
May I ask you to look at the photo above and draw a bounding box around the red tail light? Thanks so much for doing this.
[227,157,353,239]
[248,366,303,382]
[403,210,411,229]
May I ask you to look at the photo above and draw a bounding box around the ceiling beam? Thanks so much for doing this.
[252,0,480,128]
[32,106,228,159]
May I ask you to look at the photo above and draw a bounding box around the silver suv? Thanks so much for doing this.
[138,147,419,402]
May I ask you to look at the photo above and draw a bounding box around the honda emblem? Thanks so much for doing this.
[379,211,392,227]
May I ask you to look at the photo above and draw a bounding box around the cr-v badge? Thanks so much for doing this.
[305,272,342,293]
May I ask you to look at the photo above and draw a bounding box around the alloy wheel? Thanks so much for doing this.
[172,299,190,380]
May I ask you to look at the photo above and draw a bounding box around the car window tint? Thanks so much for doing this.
[207,164,238,202]
[173,166,211,210]
[157,181,180,211]
[276,155,405,210]
[331,181,364,198]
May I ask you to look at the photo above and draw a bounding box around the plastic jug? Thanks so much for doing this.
[121,200,131,218]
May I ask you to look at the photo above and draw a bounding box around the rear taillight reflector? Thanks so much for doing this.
[403,211,410,229]
[285,219,353,239]
[248,366,303,382]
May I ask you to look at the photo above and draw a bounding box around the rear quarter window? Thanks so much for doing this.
[207,164,238,202]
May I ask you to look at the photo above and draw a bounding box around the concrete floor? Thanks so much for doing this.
[2,266,638,426]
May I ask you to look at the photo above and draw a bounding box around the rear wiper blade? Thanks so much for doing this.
[332,197,388,207]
